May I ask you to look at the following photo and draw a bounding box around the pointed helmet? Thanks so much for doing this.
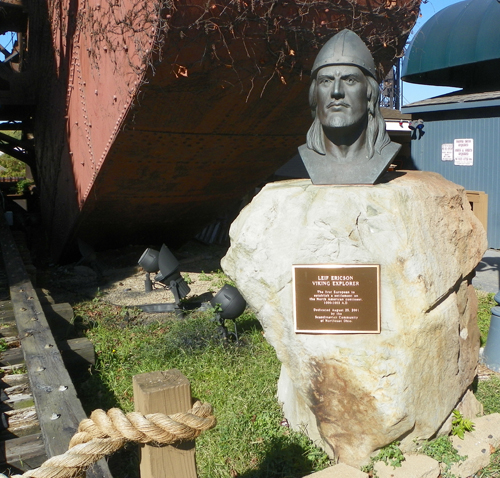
[311,29,377,80]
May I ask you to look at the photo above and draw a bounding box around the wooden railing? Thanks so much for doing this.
[0,208,113,478]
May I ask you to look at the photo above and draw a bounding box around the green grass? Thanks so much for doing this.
[0,130,26,177]
[476,375,500,415]
[477,291,496,346]
[74,299,330,478]
[477,450,500,478]
[476,291,500,420]
[70,290,500,478]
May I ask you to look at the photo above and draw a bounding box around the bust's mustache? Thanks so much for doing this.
[327,101,350,108]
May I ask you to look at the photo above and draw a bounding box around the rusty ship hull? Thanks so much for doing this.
[20,0,421,259]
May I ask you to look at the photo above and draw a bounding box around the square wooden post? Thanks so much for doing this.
[466,190,488,234]
[133,369,197,478]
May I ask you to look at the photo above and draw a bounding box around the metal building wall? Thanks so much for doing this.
[410,113,500,248]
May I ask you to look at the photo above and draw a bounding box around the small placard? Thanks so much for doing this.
[442,143,453,161]
[293,264,380,334]
[454,138,474,166]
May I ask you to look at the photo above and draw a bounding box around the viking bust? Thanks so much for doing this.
[298,29,401,185]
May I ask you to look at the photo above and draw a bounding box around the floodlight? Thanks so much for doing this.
[210,284,246,341]
[137,244,190,304]
[155,244,191,304]
[137,248,246,335]
[138,248,160,292]
[138,248,160,273]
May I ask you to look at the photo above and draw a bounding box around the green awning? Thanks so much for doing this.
[402,0,500,87]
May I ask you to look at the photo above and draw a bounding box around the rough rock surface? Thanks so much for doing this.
[222,171,487,467]
[435,388,484,438]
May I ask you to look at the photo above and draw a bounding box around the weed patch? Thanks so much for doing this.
[74,301,330,478]
[361,441,405,475]
[451,409,474,439]
[420,436,465,478]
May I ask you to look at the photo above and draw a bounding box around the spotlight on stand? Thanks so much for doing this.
[137,248,159,292]
[155,244,191,305]
[210,284,246,341]
[138,244,191,309]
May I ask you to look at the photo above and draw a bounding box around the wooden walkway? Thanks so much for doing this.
[0,211,113,477]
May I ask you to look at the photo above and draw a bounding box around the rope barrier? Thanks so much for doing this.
[11,401,216,478]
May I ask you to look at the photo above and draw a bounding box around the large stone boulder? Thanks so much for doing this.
[221,171,487,467]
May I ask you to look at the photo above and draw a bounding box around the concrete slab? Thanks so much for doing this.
[451,433,491,478]
[306,463,368,477]
[467,413,500,449]
[473,249,500,293]
[374,454,440,478]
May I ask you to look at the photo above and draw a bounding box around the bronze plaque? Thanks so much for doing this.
[293,264,380,334]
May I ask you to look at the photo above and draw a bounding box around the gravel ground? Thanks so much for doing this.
[39,241,230,315]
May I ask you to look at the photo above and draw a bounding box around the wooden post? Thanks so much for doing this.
[133,369,197,478]
[466,190,488,234]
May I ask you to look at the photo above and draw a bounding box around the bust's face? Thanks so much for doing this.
[316,64,369,130]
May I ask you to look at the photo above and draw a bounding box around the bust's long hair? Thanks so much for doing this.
[306,74,390,159]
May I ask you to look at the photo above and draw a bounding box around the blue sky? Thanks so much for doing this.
[0,32,16,63]
[401,0,463,105]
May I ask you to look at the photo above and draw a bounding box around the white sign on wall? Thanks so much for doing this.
[454,139,474,166]
[442,143,454,161]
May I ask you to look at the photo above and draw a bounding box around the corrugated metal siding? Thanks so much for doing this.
[410,115,500,247]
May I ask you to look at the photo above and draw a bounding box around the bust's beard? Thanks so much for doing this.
[321,114,365,129]
[306,115,368,155]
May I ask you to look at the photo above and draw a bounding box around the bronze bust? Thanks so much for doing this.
[299,29,401,185]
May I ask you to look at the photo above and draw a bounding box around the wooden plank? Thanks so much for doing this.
[0,433,47,472]
[44,303,74,340]
[0,213,112,477]
[1,392,34,411]
[0,324,19,337]
[133,369,197,478]
[0,364,25,374]
[0,302,74,340]
[1,373,29,388]
[58,337,95,370]
[0,337,95,369]
[0,301,13,316]
[35,290,55,306]
[3,382,29,395]
[2,406,40,438]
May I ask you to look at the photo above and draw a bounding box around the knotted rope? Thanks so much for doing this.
[12,401,216,478]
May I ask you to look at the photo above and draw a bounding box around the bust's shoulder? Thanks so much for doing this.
[380,141,401,160]
[298,141,401,185]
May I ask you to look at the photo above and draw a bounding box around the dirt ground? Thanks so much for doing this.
[38,241,230,316]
